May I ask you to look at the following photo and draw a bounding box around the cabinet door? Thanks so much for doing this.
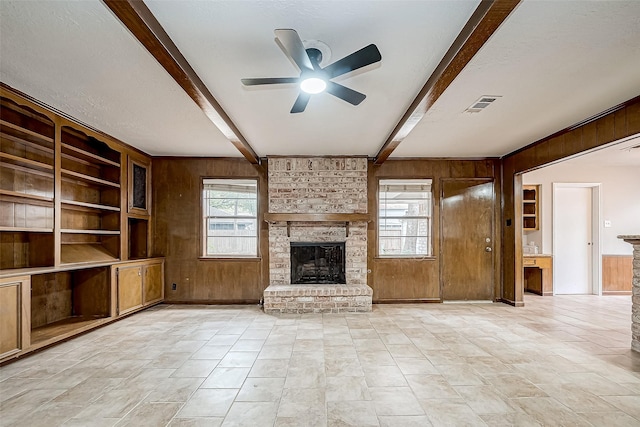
[0,277,29,359]
[117,266,143,315]
[143,262,163,305]
[128,156,151,216]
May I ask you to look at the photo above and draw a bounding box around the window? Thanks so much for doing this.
[378,179,432,257]
[203,179,258,257]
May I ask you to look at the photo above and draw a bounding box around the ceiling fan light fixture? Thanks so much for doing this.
[241,29,382,113]
[300,77,326,94]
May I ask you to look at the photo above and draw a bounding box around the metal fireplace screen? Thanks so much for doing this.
[290,242,346,284]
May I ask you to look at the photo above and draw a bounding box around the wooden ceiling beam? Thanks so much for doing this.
[102,0,260,165]
[374,0,521,165]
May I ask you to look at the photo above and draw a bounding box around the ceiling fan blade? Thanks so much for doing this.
[323,44,382,79]
[241,77,299,86]
[274,29,313,72]
[290,92,311,113]
[326,82,366,106]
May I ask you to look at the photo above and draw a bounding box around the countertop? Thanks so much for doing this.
[618,235,640,240]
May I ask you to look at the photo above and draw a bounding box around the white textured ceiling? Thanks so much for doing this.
[395,0,640,158]
[0,0,237,157]
[143,0,479,156]
[1,1,639,160]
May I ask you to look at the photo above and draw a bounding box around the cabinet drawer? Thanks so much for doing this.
[523,258,537,266]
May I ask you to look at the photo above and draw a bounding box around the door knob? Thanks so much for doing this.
[485,247,492,252]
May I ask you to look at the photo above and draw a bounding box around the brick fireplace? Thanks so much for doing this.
[263,157,372,314]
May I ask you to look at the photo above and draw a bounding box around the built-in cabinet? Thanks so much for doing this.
[127,154,151,260]
[0,87,163,364]
[523,254,553,296]
[0,276,30,359]
[114,259,163,315]
[117,264,143,315]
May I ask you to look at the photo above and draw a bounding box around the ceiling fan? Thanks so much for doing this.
[241,29,382,113]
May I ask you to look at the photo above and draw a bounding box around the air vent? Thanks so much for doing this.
[617,135,640,151]
[466,95,500,113]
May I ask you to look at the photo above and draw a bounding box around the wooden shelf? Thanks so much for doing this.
[31,316,109,346]
[0,226,53,233]
[61,169,120,188]
[61,199,120,212]
[60,243,119,264]
[0,189,53,203]
[264,213,370,222]
[0,159,54,179]
[0,131,54,154]
[0,119,54,143]
[61,143,120,167]
[264,213,369,237]
[61,229,120,235]
[0,152,53,172]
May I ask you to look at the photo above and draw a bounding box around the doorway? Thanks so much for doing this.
[441,179,494,301]
[552,183,601,295]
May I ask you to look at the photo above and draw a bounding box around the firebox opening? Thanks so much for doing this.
[291,242,346,284]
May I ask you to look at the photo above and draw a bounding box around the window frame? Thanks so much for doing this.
[377,178,434,258]
[201,177,259,259]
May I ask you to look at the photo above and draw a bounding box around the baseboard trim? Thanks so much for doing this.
[498,298,525,307]
[166,300,261,305]
[374,298,441,304]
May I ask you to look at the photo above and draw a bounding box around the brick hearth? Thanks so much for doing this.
[263,284,372,314]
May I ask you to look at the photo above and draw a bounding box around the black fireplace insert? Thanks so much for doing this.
[290,242,346,284]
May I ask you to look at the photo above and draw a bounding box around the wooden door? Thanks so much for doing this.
[143,262,163,305]
[441,179,494,301]
[117,266,142,315]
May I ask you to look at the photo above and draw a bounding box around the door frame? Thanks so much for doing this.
[552,183,602,295]
[440,177,496,302]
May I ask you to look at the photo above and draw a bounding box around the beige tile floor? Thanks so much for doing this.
[2,294,640,426]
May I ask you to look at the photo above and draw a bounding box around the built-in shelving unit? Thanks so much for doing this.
[0,97,55,270]
[0,86,163,365]
[30,266,111,346]
[522,185,540,231]
[126,155,151,259]
[60,126,121,264]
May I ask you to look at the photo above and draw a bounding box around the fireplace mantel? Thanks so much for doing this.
[264,213,370,222]
[265,213,370,237]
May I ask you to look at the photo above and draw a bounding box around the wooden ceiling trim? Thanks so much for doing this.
[374,0,522,165]
[102,0,260,165]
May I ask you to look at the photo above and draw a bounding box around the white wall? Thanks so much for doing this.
[523,164,640,255]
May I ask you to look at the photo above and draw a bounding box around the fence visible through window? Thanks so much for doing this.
[379,179,432,257]
[203,179,257,257]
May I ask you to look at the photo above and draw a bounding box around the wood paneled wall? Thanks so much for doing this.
[153,157,499,303]
[602,255,633,295]
[152,158,267,303]
[368,159,500,302]
[501,98,640,305]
